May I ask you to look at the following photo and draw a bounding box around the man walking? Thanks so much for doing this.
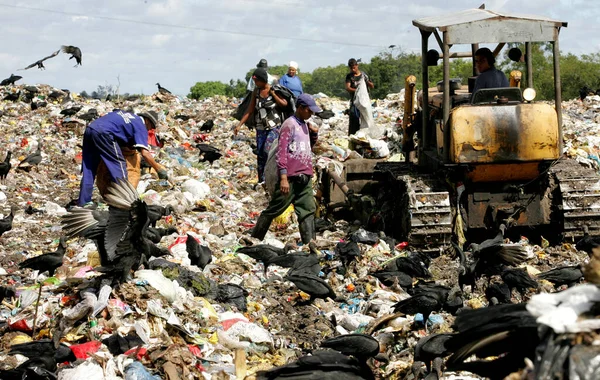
[251,94,322,244]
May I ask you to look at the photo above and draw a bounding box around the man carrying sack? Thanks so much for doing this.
[77,109,168,206]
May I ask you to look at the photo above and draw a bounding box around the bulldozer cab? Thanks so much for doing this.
[411,6,568,174]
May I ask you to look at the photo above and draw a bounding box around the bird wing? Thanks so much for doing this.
[20,62,39,70]
[104,207,131,262]
[40,50,61,62]
[61,45,78,55]
[103,178,139,209]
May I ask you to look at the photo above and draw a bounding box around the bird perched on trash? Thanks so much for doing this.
[61,45,82,66]
[286,272,344,303]
[485,281,512,305]
[196,143,222,165]
[19,49,61,70]
[19,237,67,277]
[445,303,540,379]
[536,265,583,289]
[16,142,43,171]
[0,205,17,237]
[575,225,600,256]
[144,226,177,244]
[393,289,446,329]
[200,119,215,132]
[147,204,174,228]
[321,334,385,363]
[335,240,362,268]
[9,338,76,364]
[255,350,374,380]
[0,74,22,86]
[60,105,82,117]
[156,83,171,95]
[451,241,477,291]
[371,270,413,290]
[0,285,15,304]
[186,233,213,270]
[580,86,592,102]
[414,333,453,372]
[62,178,155,283]
[469,224,529,267]
[3,91,20,102]
[269,250,321,276]
[79,108,99,122]
[0,354,58,380]
[47,90,66,101]
[388,251,432,278]
[101,332,145,356]
[0,151,11,183]
[501,267,538,295]
[237,243,294,275]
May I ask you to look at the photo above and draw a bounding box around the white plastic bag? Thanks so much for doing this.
[353,77,384,139]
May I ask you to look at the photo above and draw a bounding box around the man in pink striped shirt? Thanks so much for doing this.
[251,94,322,244]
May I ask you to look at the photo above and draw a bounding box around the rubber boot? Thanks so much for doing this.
[251,214,273,241]
[299,215,316,244]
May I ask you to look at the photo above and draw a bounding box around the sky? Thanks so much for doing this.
[0,0,597,96]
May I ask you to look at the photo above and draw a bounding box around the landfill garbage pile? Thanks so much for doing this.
[0,83,599,380]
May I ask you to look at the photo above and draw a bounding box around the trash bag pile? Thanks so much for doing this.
[0,83,599,379]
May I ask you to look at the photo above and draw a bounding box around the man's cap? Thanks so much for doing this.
[256,58,268,68]
[289,61,299,70]
[252,68,269,83]
[138,110,159,129]
[348,58,358,67]
[297,94,322,113]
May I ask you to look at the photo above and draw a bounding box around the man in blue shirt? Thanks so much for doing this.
[77,110,167,206]
[279,61,303,97]
[472,47,509,96]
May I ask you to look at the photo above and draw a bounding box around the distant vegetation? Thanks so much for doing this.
[187,43,600,102]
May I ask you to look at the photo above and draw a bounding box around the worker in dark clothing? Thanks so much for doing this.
[472,47,509,95]
[78,110,167,206]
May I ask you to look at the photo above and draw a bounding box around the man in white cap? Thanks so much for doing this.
[279,61,303,97]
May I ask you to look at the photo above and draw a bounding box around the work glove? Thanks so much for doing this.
[157,169,169,180]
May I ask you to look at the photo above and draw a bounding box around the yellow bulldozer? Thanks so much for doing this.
[324,5,600,250]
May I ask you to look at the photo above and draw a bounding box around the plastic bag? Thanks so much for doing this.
[353,77,383,139]
[264,139,279,196]
[232,91,256,129]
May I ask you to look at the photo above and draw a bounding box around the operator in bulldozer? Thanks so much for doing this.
[472,47,509,96]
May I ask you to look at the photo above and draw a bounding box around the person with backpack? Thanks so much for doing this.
[250,94,322,244]
[235,67,289,183]
[345,58,374,135]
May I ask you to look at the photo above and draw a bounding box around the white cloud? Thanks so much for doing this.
[71,16,89,22]
[151,34,172,47]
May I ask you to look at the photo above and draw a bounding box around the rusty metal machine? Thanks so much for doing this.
[332,5,600,249]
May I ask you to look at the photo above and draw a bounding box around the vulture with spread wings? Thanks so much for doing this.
[20,50,61,71]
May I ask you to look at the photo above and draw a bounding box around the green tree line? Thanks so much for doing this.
[188,44,600,101]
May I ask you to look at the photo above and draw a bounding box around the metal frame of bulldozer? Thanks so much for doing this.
[412,6,568,165]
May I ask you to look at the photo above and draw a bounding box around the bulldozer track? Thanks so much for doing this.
[374,163,453,252]
[551,159,600,239]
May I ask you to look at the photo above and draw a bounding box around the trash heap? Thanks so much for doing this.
[0,84,599,379]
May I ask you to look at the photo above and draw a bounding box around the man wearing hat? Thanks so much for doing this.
[251,93,321,244]
[77,110,168,206]
[279,61,303,97]
[247,58,275,92]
